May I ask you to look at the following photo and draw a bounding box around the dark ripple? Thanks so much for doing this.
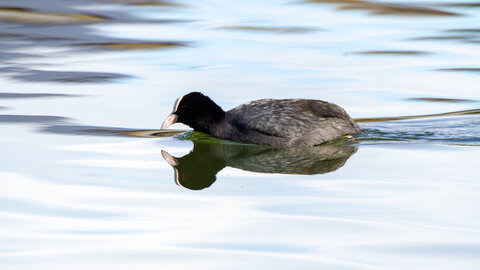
[0,92,79,99]
[217,25,318,34]
[98,0,185,7]
[357,115,480,146]
[445,28,480,33]
[440,3,480,8]
[80,41,188,50]
[41,124,184,137]
[305,0,461,16]
[349,50,432,56]
[355,108,480,123]
[10,69,131,83]
[437,68,480,75]
[407,97,477,103]
[0,114,68,124]
[0,0,189,83]
[412,28,480,44]
[412,35,476,41]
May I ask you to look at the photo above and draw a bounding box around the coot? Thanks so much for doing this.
[161,92,361,147]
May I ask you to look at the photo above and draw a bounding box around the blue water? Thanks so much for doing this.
[0,0,479,269]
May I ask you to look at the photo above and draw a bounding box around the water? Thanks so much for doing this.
[1,0,479,269]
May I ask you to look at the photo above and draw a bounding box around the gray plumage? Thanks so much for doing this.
[162,92,361,147]
[214,98,361,147]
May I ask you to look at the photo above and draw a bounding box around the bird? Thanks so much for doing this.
[161,92,361,147]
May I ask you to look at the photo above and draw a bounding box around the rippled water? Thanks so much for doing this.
[1,0,479,269]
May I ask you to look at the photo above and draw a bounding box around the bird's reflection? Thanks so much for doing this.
[161,141,357,190]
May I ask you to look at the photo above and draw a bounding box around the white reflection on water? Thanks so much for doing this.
[1,0,480,269]
[1,143,479,269]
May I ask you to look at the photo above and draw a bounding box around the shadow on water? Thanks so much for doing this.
[161,139,357,190]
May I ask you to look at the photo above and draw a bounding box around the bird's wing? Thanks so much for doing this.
[226,98,353,139]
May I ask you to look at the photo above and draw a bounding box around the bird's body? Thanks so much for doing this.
[162,92,361,147]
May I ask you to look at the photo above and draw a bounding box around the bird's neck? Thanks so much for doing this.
[192,110,225,135]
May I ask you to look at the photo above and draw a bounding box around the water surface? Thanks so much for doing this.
[0,0,479,269]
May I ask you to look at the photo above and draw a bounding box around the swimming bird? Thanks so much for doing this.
[161,92,361,147]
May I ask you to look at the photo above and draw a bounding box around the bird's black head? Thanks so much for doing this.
[161,92,225,133]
